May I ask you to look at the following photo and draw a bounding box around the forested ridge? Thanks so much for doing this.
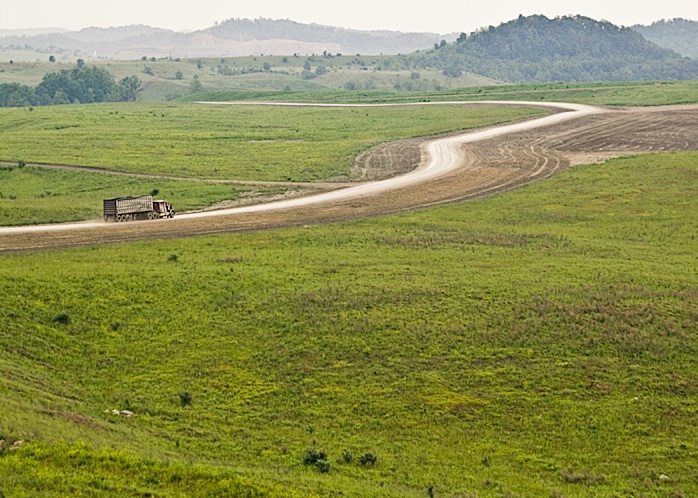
[410,15,698,83]
[632,18,698,60]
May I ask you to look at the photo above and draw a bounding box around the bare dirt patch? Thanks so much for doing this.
[352,138,424,181]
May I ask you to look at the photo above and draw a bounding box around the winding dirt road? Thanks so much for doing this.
[2,100,698,252]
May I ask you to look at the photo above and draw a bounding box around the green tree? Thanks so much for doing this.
[190,77,203,93]
[175,71,184,80]
[118,76,141,101]
[49,55,56,63]
[0,83,37,107]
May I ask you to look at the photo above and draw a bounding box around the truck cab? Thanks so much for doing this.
[153,200,175,218]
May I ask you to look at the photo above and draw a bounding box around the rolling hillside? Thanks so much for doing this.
[411,15,698,82]
[0,20,450,62]
[632,18,698,59]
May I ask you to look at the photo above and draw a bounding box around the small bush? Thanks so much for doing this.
[358,452,377,466]
[167,254,179,262]
[53,313,70,325]
[179,391,192,406]
[303,448,330,473]
[341,448,353,464]
[150,189,160,197]
[17,160,26,168]
[303,448,326,465]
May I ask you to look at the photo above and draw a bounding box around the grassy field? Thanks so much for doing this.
[0,103,541,225]
[0,165,290,226]
[0,56,498,101]
[3,55,697,105]
[191,80,698,107]
[0,103,540,181]
[1,149,697,496]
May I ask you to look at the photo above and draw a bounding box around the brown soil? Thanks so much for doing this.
[3,105,698,252]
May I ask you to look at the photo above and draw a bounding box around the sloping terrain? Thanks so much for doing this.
[0,20,450,61]
[632,18,698,59]
[413,15,698,82]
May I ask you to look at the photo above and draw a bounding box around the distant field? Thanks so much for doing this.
[3,56,697,105]
[1,151,697,497]
[192,80,698,107]
[0,56,498,102]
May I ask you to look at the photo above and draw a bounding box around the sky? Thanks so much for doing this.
[1,0,697,34]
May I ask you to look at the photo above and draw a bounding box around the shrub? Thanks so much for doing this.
[167,254,178,262]
[179,391,192,407]
[303,448,326,465]
[303,448,330,473]
[341,448,353,464]
[358,452,377,466]
[53,313,70,325]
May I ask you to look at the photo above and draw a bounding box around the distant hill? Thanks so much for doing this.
[0,20,451,61]
[0,28,70,37]
[412,15,698,83]
[209,18,451,55]
[632,19,698,59]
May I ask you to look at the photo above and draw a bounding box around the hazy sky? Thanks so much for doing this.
[2,0,697,33]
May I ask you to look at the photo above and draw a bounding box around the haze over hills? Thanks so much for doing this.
[632,18,698,60]
[410,15,698,82]
[0,28,71,37]
[2,14,698,93]
[0,19,453,61]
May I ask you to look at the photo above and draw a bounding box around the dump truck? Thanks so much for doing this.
[103,196,174,222]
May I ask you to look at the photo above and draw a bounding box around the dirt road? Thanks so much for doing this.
[2,101,698,251]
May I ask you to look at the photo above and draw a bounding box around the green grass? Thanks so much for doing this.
[1,151,697,497]
[192,80,698,107]
[0,165,289,226]
[0,102,541,225]
[0,103,539,182]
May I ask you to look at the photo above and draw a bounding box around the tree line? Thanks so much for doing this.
[0,62,141,107]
